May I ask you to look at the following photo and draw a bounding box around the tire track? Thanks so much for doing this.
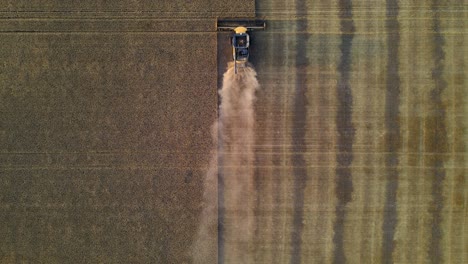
[381,0,401,263]
[289,0,309,263]
[427,1,448,262]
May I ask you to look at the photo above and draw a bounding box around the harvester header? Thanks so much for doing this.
[216,18,266,31]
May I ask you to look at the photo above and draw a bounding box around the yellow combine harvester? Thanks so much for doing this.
[217,18,266,73]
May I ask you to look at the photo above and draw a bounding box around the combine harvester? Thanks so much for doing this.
[217,18,266,74]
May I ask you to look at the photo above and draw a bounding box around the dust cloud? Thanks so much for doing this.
[191,62,259,264]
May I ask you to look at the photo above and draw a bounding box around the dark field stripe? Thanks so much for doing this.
[289,0,309,263]
[381,0,401,263]
[271,30,285,264]
[332,1,355,264]
[427,1,448,262]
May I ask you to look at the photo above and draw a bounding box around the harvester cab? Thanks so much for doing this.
[217,18,266,74]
